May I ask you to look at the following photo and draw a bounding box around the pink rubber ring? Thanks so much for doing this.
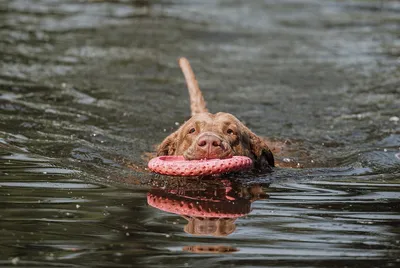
[148,156,253,176]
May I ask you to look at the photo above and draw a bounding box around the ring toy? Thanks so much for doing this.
[148,156,252,176]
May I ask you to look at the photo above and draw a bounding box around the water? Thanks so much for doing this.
[0,0,399,267]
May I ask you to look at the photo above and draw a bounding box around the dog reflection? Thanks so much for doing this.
[147,179,269,237]
[183,216,236,237]
[183,244,238,253]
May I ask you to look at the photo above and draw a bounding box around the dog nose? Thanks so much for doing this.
[197,134,222,148]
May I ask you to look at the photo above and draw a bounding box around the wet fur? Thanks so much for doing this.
[157,58,274,171]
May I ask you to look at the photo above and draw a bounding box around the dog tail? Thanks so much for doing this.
[179,57,208,116]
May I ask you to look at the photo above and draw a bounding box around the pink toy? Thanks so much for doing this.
[148,156,252,176]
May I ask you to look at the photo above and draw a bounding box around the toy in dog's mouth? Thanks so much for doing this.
[148,156,252,176]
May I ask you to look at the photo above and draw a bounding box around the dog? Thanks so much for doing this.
[156,58,275,171]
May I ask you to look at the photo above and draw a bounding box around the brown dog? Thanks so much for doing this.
[156,58,274,171]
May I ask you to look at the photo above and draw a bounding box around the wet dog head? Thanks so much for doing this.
[157,112,274,169]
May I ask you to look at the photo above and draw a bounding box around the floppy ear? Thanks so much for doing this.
[245,128,275,169]
[156,131,178,156]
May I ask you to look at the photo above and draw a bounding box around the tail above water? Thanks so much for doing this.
[179,57,208,116]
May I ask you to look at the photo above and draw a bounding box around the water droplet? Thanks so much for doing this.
[11,257,20,265]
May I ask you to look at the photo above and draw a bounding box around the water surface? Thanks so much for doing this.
[0,0,399,267]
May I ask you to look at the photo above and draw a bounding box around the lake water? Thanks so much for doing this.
[0,0,399,267]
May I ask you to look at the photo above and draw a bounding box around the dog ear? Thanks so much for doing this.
[245,128,275,169]
[156,131,178,156]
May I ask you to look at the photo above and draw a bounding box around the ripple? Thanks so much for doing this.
[0,181,99,189]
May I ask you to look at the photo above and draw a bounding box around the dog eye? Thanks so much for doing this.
[188,128,196,134]
[227,129,234,135]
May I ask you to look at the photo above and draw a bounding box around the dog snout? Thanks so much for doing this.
[194,132,230,159]
[183,132,233,160]
[197,134,222,149]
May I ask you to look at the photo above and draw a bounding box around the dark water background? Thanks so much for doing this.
[0,0,399,267]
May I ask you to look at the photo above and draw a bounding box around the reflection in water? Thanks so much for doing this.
[183,245,239,254]
[147,177,269,237]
